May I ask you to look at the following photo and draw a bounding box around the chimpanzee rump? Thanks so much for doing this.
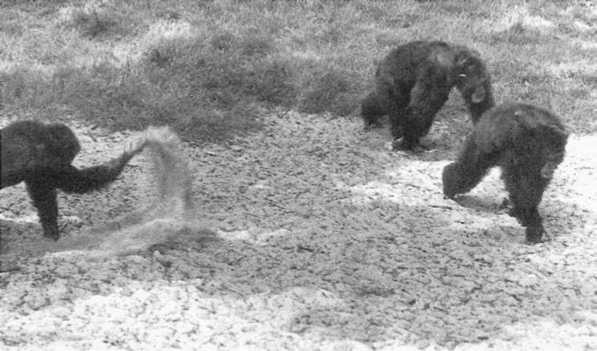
[442,103,568,243]
[1,120,145,240]
[362,40,495,150]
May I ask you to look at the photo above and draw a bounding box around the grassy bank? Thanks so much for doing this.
[0,0,595,143]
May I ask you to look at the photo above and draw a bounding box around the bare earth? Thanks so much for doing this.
[1,112,596,350]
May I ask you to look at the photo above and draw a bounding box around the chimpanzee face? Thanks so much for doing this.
[540,128,568,179]
[455,54,491,105]
[540,156,563,179]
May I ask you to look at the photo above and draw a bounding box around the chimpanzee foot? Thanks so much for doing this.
[363,121,384,131]
[525,225,545,244]
[392,138,426,153]
[42,225,60,241]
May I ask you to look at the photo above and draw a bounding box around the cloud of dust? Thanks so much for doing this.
[55,126,215,257]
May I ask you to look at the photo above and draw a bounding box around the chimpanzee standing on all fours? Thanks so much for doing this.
[1,120,146,240]
[361,40,495,150]
[443,103,568,244]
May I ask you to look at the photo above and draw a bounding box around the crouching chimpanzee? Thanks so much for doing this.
[1,120,146,240]
[442,103,568,243]
[361,40,495,150]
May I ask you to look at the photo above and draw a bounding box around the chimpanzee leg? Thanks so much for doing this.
[376,83,408,140]
[398,82,450,150]
[25,178,59,240]
[502,166,549,243]
[507,203,544,243]
[521,208,544,244]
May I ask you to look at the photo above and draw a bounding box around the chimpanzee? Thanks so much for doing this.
[361,40,495,150]
[442,103,568,243]
[1,120,145,240]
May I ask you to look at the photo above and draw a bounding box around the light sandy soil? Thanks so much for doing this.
[1,111,596,350]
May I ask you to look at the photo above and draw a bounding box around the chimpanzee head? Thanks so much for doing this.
[46,123,81,165]
[453,49,495,122]
[539,124,568,179]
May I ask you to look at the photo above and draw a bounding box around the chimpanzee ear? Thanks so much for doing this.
[470,86,486,104]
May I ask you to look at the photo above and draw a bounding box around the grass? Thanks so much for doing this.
[0,0,596,144]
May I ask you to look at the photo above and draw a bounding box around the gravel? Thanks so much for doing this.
[1,111,596,350]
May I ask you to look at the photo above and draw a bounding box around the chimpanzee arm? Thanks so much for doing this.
[50,158,127,193]
[25,177,60,240]
[442,133,501,198]
[51,138,145,194]
[372,74,409,139]
[398,63,452,149]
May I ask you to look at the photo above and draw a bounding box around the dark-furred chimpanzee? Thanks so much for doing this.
[1,120,146,240]
[361,40,495,150]
[442,103,568,243]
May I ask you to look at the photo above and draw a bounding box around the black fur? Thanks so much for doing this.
[362,41,495,150]
[442,103,568,243]
[1,120,142,240]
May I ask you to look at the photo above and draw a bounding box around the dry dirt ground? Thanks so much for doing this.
[0,111,596,350]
